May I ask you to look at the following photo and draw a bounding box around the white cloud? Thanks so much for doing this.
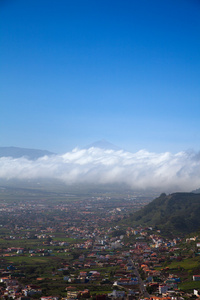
[0,147,200,191]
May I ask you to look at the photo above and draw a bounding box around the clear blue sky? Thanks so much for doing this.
[1,0,200,153]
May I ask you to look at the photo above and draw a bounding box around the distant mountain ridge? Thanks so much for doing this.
[0,140,122,160]
[0,147,55,160]
[129,192,200,235]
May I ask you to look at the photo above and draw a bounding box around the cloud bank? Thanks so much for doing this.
[0,147,200,192]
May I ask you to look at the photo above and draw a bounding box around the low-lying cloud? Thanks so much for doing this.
[0,147,200,192]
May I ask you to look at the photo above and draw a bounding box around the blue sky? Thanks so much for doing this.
[1,0,200,153]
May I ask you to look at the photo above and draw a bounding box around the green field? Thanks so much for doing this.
[166,257,200,270]
[179,280,200,291]
[5,255,52,264]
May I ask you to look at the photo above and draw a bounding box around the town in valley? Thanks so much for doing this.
[0,186,200,300]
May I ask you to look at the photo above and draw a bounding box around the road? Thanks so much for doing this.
[128,259,150,299]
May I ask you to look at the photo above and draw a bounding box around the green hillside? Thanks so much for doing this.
[130,192,200,235]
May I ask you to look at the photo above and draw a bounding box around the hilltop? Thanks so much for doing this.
[84,139,122,151]
[128,192,200,235]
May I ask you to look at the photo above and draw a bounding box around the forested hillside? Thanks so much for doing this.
[129,193,200,235]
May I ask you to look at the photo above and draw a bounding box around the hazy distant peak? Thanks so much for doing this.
[0,146,55,160]
[84,139,122,151]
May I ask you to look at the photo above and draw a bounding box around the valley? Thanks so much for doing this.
[0,187,199,299]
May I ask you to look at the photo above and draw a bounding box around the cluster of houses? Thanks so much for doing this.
[0,227,200,300]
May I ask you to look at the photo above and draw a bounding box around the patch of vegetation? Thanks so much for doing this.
[166,257,200,271]
[179,280,200,291]
[129,193,200,235]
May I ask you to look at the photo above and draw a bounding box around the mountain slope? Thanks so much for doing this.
[0,147,55,160]
[130,192,200,234]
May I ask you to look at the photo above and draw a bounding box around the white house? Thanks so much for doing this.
[193,275,200,281]
[159,285,168,294]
